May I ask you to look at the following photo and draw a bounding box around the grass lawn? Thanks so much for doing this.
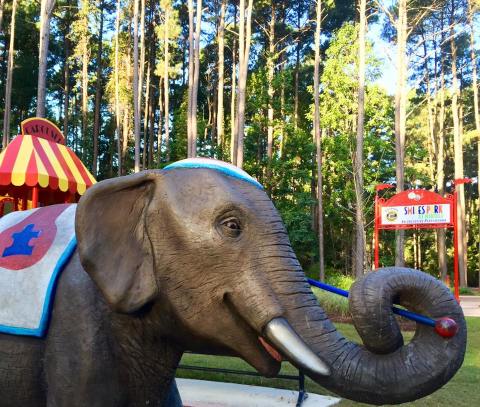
[177,317,480,406]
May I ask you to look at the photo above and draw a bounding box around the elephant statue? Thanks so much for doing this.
[0,159,466,406]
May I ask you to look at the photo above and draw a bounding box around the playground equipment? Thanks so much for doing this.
[0,118,95,214]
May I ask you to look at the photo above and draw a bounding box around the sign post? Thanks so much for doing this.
[374,181,470,300]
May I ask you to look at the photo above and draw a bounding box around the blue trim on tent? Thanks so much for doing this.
[164,161,264,190]
[0,237,77,338]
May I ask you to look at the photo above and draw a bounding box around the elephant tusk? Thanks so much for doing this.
[263,317,331,377]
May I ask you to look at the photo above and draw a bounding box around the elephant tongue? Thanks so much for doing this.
[259,337,283,362]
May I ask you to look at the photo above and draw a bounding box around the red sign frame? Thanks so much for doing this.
[374,180,470,300]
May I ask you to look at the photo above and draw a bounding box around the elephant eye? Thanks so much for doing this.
[219,217,242,238]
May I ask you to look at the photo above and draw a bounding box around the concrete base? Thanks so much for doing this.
[176,378,341,407]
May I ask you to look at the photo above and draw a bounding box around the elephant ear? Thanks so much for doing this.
[76,171,160,314]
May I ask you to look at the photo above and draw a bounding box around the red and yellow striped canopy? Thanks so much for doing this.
[0,134,96,195]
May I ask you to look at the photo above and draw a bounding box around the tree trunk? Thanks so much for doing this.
[468,0,480,286]
[164,6,171,162]
[148,81,155,168]
[73,92,78,150]
[80,1,90,160]
[450,7,467,287]
[394,0,407,266]
[138,0,146,167]
[0,0,5,34]
[437,48,447,281]
[182,34,186,86]
[157,77,163,164]
[122,106,130,164]
[63,47,70,139]
[190,0,202,158]
[147,0,156,168]
[313,0,324,282]
[234,0,253,169]
[278,0,286,157]
[422,27,436,183]
[230,5,237,163]
[354,0,366,278]
[2,0,17,149]
[232,0,245,166]
[278,5,286,158]
[122,36,132,167]
[37,0,56,117]
[187,0,194,157]
[267,2,275,161]
[293,2,301,130]
[63,0,71,143]
[142,62,151,169]
[216,0,226,150]
[114,0,122,175]
[92,0,104,177]
[207,87,215,143]
[133,0,140,172]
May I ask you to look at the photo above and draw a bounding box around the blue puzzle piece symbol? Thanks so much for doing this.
[2,224,40,257]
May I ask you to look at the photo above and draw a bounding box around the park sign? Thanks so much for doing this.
[381,203,451,226]
[377,189,454,229]
[380,191,452,227]
[373,183,470,301]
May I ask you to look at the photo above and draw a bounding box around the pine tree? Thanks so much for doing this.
[2,0,18,149]
[37,0,56,117]
[313,0,324,282]
[187,0,202,158]
[216,0,226,150]
[354,0,366,276]
[133,0,140,172]
[234,0,253,168]
[92,0,105,176]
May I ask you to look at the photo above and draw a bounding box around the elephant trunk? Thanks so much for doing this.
[270,265,466,405]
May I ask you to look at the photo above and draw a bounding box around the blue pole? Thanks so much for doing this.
[307,278,436,328]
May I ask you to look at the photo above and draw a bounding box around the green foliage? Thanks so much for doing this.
[459,287,475,295]
[325,272,356,291]
[307,22,395,271]
[154,0,181,80]
[312,288,350,319]
[1,0,478,287]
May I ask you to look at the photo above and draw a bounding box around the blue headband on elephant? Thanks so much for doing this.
[164,158,264,190]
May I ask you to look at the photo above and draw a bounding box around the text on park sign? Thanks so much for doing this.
[380,204,451,226]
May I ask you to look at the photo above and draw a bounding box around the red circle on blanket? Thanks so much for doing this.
[0,205,70,270]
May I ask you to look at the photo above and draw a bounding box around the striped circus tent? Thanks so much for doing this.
[0,118,96,215]
[0,134,95,196]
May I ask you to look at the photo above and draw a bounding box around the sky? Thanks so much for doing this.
[367,8,480,96]
[369,21,397,95]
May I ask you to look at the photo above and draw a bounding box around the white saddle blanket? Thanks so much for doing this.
[0,204,76,337]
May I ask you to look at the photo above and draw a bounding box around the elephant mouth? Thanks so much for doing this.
[224,294,330,378]
[258,337,283,362]
[237,317,330,378]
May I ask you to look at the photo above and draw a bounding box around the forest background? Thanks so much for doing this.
[0,0,479,288]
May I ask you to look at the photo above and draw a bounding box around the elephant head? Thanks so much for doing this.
[76,159,466,405]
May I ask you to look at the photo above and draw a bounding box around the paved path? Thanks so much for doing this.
[177,378,340,406]
[460,296,480,317]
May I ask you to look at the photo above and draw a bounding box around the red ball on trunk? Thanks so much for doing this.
[434,317,458,338]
